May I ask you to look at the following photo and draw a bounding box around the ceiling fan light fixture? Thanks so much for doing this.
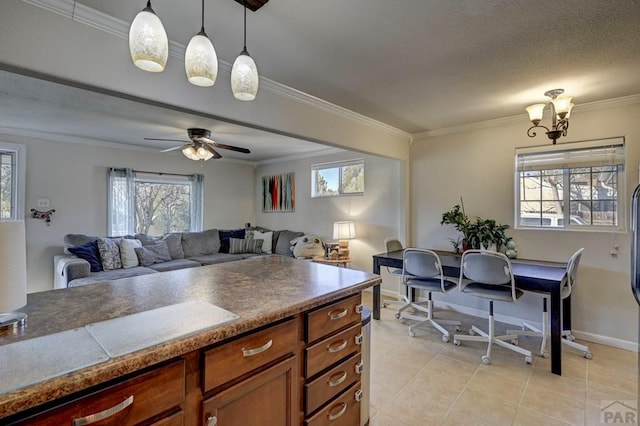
[231,50,259,101]
[129,1,168,72]
[182,145,200,161]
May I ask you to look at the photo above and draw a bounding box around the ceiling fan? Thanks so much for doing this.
[145,128,251,161]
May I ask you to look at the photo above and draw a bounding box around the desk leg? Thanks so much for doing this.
[550,285,562,375]
[563,295,572,332]
[373,259,381,320]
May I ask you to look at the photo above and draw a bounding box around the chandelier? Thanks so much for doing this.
[525,89,574,144]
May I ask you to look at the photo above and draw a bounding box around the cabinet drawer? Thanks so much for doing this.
[305,353,362,415]
[304,381,362,426]
[203,318,299,392]
[21,360,185,425]
[305,323,362,378]
[306,294,362,343]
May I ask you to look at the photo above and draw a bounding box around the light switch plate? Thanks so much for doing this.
[37,198,50,208]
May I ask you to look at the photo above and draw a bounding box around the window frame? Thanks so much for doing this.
[0,142,26,220]
[311,159,365,198]
[514,137,625,232]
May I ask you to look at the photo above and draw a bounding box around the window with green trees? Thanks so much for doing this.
[312,159,364,197]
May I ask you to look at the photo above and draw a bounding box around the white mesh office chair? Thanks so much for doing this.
[508,248,592,359]
[453,250,533,365]
[381,238,409,309]
[396,249,461,341]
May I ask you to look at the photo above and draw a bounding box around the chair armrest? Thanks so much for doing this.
[54,255,91,289]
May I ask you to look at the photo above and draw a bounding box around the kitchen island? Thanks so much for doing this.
[0,255,380,425]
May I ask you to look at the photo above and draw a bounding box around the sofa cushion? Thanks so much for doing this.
[135,242,172,266]
[147,259,202,272]
[180,229,219,257]
[189,253,245,265]
[136,233,185,259]
[68,266,157,287]
[68,241,102,272]
[97,237,122,270]
[119,238,142,269]
[229,238,263,254]
[274,230,304,257]
[219,229,246,253]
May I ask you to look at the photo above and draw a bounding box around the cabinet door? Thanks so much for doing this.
[202,357,298,426]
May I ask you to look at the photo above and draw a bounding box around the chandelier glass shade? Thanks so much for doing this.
[231,49,259,101]
[185,31,218,87]
[526,89,574,144]
[128,1,168,72]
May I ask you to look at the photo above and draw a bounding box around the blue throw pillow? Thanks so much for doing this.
[68,241,102,272]
[219,229,246,253]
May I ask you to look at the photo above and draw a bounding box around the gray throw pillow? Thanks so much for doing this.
[135,233,185,259]
[274,230,304,257]
[97,237,122,270]
[229,238,264,254]
[134,242,172,266]
[181,229,220,257]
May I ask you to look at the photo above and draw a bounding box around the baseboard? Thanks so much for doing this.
[368,289,639,352]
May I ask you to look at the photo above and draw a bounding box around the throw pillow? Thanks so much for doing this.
[252,230,273,254]
[119,238,142,269]
[228,238,264,254]
[135,233,185,259]
[219,229,246,253]
[134,242,172,267]
[97,237,122,270]
[68,241,102,272]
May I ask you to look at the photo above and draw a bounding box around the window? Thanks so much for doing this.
[312,159,364,197]
[0,143,26,220]
[108,168,204,236]
[515,137,625,230]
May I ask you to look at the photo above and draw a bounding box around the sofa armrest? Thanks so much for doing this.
[54,255,91,289]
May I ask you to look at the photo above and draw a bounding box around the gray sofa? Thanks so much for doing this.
[54,228,305,288]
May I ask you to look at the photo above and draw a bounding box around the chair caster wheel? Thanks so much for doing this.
[408,330,415,337]
[566,334,576,342]
[453,339,460,346]
[541,351,549,358]
[468,329,476,336]
[442,335,449,343]
[525,356,533,365]
[455,326,461,332]
[395,313,401,320]
[481,355,490,365]
[382,302,388,308]
[584,351,593,359]
[510,339,519,346]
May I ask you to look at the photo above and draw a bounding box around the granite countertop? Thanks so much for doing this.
[0,255,380,419]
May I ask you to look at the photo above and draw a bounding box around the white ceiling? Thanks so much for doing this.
[2,0,639,161]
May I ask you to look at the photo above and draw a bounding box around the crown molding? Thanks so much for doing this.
[413,94,640,140]
[20,0,411,142]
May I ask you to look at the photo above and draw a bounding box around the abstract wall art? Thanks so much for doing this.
[262,172,295,212]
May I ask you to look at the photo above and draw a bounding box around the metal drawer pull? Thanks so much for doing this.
[327,339,347,353]
[355,304,363,314]
[242,339,273,357]
[327,308,348,320]
[72,395,134,425]
[206,415,218,426]
[355,334,363,345]
[328,371,348,387]
[355,361,364,374]
[327,402,347,421]
[355,389,364,402]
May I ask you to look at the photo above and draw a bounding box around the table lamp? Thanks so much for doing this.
[333,221,356,260]
[0,220,28,331]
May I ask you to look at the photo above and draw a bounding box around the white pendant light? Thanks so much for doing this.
[185,0,218,87]
[231,1,259,101]
[129,1,168,72]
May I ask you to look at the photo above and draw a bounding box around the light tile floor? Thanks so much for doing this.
[364,293,638,426]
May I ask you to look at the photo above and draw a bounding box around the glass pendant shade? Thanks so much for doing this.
[129,4,168,72]
[552,96,573,118]
[231,50,259,101]
[182,146,200,161]
[185,31,218,87]
[525,103,546,124]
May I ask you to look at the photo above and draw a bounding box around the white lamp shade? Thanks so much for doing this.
[525,103,545,123]
[128,7,168,72]
[182,145,200,161]
[231,52,259,101]
[0,221,27,313]
[185,32,218,87]
[333,221,356,240]
[552,96,573,115]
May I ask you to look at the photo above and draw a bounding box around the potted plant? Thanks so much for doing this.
[441,203,471,252]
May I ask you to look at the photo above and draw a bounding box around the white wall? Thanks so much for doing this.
[255,152,406,274]
[412,101,640,346]
[0,133,255,293]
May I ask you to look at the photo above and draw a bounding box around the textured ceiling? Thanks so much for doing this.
[75,0,640,134]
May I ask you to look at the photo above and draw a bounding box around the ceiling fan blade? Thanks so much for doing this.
[145,137,190,143]
[203,144,222,159]
[211,142,251,154]
[160,145,188,153]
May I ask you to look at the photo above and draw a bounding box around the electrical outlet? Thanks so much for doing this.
[37,198,50,208]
